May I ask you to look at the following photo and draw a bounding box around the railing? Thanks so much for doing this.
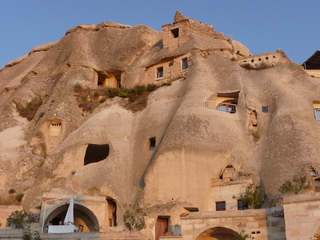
[204,100,237,113]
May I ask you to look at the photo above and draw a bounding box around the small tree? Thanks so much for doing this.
[234,184,264,209]
[278,175,310,194]
[123,204,146,231]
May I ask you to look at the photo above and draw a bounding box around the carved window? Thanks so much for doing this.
[149,137,156,150]
[216,92,239,114]
[262,106,269,113]
[171,28,179,38]
[182,58,188,70]
[216,201,226,211]
[157,67,164,79]
[315,109,320,120]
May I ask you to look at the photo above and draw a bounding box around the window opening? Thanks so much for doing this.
[313,101,320,120]
[157,67,164,78]
[216,92,239,114]
[97,72,109,87]
[237,199,248,210]
[216,201,226,211]
[262,106,269,113]
[149,137,156,150]
[84,144,109,165]
[182,58,188,70]
[171,28,179,38]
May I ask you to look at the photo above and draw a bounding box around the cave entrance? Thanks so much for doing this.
[84,144,109,165]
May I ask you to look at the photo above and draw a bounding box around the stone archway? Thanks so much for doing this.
[195,226,237,240]
[44,203,99,233]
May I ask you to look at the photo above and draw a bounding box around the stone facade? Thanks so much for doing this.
[283,193,320,240]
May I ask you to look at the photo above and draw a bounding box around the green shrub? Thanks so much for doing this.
[278,175,310,194]
[146,83,157,92]
[234,184,264,209]
[75,83,160,114]
[16,96,43,120]
[123,204,146,231]
[118,88,129,98]
[93,91,99,98]
[7,210,39,229]
[8,189,16,194]
[107,88,120,98]
[133,85,146,95]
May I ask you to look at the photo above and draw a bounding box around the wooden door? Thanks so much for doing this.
[155,218,168,240]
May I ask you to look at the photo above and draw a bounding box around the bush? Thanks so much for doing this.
[8,189,16,194]
[133,85,146,95]
[123,204,146,231]
[99,97,106,103]
[146,83,157,92]
[107,88,120,98]
[7,210,39,229]
[278,175,310,194]
[74,83,160,114]
[16,96,43,120]
[234,184,264,209]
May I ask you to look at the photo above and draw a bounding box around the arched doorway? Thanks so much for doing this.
[44,203,99,233]
[195,227,237,240]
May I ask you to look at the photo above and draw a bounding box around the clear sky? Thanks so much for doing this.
[0,0,319,68]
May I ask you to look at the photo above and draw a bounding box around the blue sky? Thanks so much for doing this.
[0,0,319,68]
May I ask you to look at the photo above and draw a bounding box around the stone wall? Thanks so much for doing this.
[180,207,285,240]
[0,229,145,240]
[144,54,190,85]
[283,193,320,240]
[236,52,282,69]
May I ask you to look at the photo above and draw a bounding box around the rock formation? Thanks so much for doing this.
[0,10,318,238]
